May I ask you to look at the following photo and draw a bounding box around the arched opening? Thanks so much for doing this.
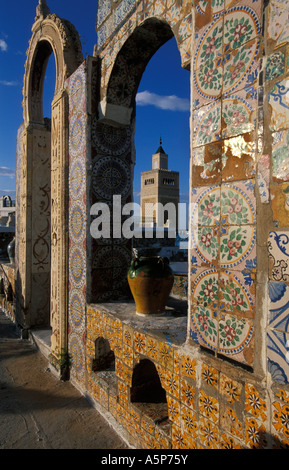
[92,19,190,305]
[29,40,55,123]
[131,359,166,403]
[43,53,56,119]
[134,35,190,254]
[130,359,169,434]
[28,40,57,331]
[91,337,117,391]
[92,337,115,372]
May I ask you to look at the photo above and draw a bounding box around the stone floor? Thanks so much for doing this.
[0,309,129,450]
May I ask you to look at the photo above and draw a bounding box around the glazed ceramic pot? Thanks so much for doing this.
[7,236,15,264]
[128,255,174,316]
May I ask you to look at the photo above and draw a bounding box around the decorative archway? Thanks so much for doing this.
[90,18,187,302]
[16,1,83,376]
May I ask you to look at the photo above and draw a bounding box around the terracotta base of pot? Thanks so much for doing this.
[128,275,174,316]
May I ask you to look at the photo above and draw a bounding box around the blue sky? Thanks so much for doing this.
[0,1,190,204]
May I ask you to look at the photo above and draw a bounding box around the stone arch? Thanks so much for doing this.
[23,11,83,125]
[3,196,12,208]
[16,3,83,378]
[99,18,177,125]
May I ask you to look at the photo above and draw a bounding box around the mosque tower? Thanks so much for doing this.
[140,139,179,228]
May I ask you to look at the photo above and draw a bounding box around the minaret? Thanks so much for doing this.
[152,138,168,170]
[140,139,179,228]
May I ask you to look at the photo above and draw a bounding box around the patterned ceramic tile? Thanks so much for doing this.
[123,324,133,347]
[181,379,196,409]
[275,388,289,404]
[267,279,289,384]
[178,13,193,43]
[220,433,243,449]
[190,304,219,351]
[158,342,174,369]
[118,380,129,406]
[245,383,267,422]
[146,336,158,361]
[195,0,225,18]
[193,60,223,108]
[220,181,256,225]
[265,51,285,81]
[268,281,289,333]
[114,0,136,29]
[97,0,111,28]
[222,133,256,182]
[199,416,219,448]
[223,38,260,96]
[220,404,243,440]
[191,267,219,308]
[134,331,146,354]
[154,0,166,17]
[201,363,219,389]
[223,3,261,51]
[219,270,254,318]
[245,416,267,448]
[272,130,289,181]
[191,185,221,229]
[218,313,254,365]
[272,399,289,440]
[270,182,289,227]
[179,35,192,66]
[167,395,181,425]
[269,78,289,131]
[193,100,222,147]
[199,390,219,423]
[268,0,289,47]
[191,225,220,267]
[220,224,256,271]
[191,142,222,186]
[222,85,257,138]
[257,154,270,203]
[171,425,188,449]
[122,343,133,368]
[268,231,289,282]
[193,15,223,71]
[165,371,180,399]
[181,405,198,438]
[180,355,197,380]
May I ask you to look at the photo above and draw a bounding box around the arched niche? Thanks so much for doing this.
[17,5,83,377]
[131,358,167,404]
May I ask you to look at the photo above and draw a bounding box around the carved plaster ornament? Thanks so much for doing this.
[35,0,51,20]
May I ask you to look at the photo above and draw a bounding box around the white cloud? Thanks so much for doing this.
[136,90,190,112]
[0,167,15,179]
[0,39,7,52]
[0,80,18,86]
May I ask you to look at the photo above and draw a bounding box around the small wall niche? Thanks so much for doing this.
[92,337,115,372]
[131,358,167,403]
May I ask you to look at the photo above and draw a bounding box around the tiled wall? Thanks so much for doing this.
[266,0,289,386]
[67,61,89,385]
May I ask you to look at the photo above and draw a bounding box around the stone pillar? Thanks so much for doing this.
[49,90,69,375]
